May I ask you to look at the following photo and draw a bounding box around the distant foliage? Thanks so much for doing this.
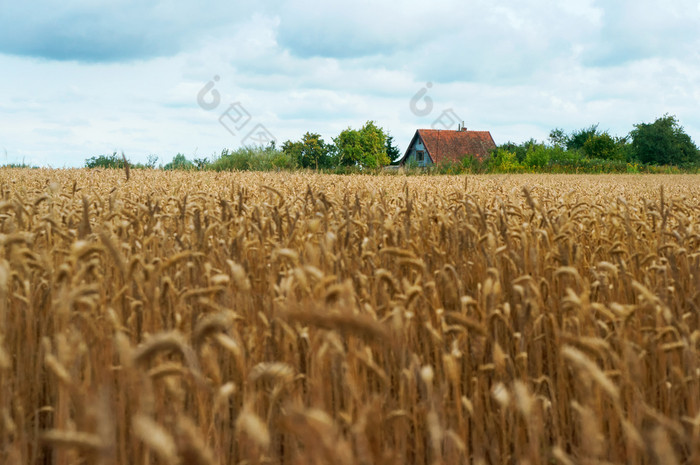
[282,132,333,169]
[385,135,401,163]
[630,114,700,166]
[548,128,568,147]
[566,124,600,151]
[488,148,525,173]
[86,152,158,170]
[497,139,536,163]
[487,115,700,173]
[524,144,550,169]
[146,155,159,169]
[334,121,389,168]
[192,157,209,170]
[0,162,38,169]
[85,152,126,169]
[82,115,700,174]
[163,153,195,171]
[209,145,295,172]
[582,132,627,161]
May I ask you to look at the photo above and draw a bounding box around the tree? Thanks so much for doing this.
[193,157,209,170]
[548,128,567,147]
[282,132,332,170]
[334,129,362,167]
[524,144,550,169]
[487,148,524,173]
[496,139,537,163]
[630,115,699,165]
[582,132,626,161]
[85,152,125,169]
[334,121,389,168]
[164,153,194,170]
[385,134,401,163]
[146,154,159,169]
[567,124,600,151]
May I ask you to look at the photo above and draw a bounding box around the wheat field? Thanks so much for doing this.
[0,168,698,464]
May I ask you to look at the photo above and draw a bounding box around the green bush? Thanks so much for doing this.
[582,132,627,161]
[630,115,700,165]
[208,146,296,172]
[282,133,333,169]
[209,148,251,171]
[488,149,525,173]
[547,157,628,173]
[163,153,195,170]
[1,162,38,169]
[524,144,550,169]
[566,125,600,151]
[334,121,389,168]
[85,152,159,170]
[86,152,125,169]
[459,155,487,173]
[433,160,461,175]
[497,140,534,163]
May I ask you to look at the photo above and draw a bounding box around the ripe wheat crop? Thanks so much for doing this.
[0,168,698,464]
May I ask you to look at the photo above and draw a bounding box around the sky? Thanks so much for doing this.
[1,0,700,167]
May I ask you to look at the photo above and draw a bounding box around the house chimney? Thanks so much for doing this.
[461,121,467,131]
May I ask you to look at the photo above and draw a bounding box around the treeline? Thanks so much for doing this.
[485,114,700,174]
[83,114,700,174]
[85,121,401,173]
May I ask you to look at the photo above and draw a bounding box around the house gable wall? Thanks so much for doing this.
[403,136,432,167]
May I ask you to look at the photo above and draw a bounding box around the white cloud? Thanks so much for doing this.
[583,0,700,66]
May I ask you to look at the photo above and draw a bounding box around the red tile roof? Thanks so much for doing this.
[402,129,496,164]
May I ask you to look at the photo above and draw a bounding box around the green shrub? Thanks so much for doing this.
[163,153,195,170]
[630,115,700,165]
[459,155,486,173]
[524,145,550,169]
[208,146,295,172]
[626,162,641,174]
[582,132,628,161]
[488,149,525,173]
[86,152,125,169]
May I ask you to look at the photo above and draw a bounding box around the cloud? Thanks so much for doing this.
[0,0,255,62]
[275,0,602,86]
[2,1,700,168]
[583,0,700,66]
[275,0,459,59]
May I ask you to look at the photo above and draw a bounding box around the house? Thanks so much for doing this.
[398,125,496,167]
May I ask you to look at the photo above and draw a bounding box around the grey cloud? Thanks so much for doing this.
[0,1,256,62]
[274,1,598,85]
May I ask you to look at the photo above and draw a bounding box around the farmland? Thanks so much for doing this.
[0,169,699,464]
